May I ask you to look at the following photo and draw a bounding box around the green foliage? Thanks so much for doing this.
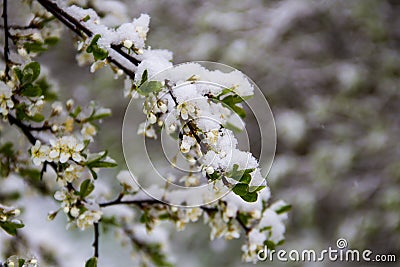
[136,68,164,96]
[145,243,174,267]
[275,204,292,214]
[228,164,261,202]
[232,183,249,196]
[15,61,41,87]
[86,34,108,60]
[213,88,253,119]
[0,142,15,177]
[36,77,57,101]
[138,81,163,96]
[85,257,97,267]
[0,220,24,236]
[19,168,41,181]
[207,171,221,181]
[79,179,95,198]
[85,151,117,179]
[23,37,59,54]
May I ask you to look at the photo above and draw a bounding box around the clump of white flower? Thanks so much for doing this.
[4,255,38,267]
[81,123,97,141]
[0,83,14,116]
[241,200,289,263]
[31,140,50,166]
[77,208,102,230]
[49,136,84,163]
[58,164,83,185]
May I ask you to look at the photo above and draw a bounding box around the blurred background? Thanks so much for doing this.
[2,0,400,266]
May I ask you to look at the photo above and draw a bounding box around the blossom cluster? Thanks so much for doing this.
[0,1,289,266]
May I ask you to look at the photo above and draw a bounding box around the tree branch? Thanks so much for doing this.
[99,197,162,208]
[36,0,139,79]
[7,114,37,145]
[93,222,99,258]
[7,113,58,174]
[99,196,251,234]
[2,0,10,79]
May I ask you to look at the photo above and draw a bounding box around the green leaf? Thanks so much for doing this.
[85,151,117,171]
[14,68,23,82]
[231,104,246,118]
[85,257,97,267]
[89,34,101,48]
[240,191,258,202]
[248,185,265,193]
[207,171,220,181]
[264,240,276,250]
[0,142,14,157]
[0,221,24,236]
[22,62,41,84]
[223,122,243,133]
[138,81,163,96]
[87,161,117,168]
[158,213,170,220]
[220,93,251,119]
[23,41,46,53]
[227,164,244,180]
[217,88,233,98]
[82,15,91,22]
[221,94,244,105]
[92,47,108,60]
[89,168,97,180]
[140,69,148,86]
[239,172,252,184]
[18,258,25,267]
[44,37,59,46]
[275,204,292,214]
[85,112,111,123]
[15,104,28,121]
[69,105,82,118]
[232,183,249,196]
[19,168,41,181]
[146,243,174,267]
[86,34,108,60]
[227,164,254,184]
[79,179,95,198]
[36,77,57,101]
[21,84,42,97]
[27,113,45,122]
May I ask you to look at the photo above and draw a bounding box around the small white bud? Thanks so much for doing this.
[123,39,133,49]
[158,102,168,113]
[66,99,74,110]
[12,209,20,216]
[147,113,157,124]
[206,166,215,174]
[70,206,80,218]
[63,206,70,214]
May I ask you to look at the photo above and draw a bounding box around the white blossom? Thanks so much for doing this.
[0,84,14,116]
[76,209,102,230]
[81,123,97,141]
[30,140,50,166]
[49,136,84,163]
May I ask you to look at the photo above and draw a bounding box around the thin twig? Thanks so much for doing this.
[7,114,37,145]
[36,0,139,78]
[2,0,10,79]
[7,113,58,173]
[93,222,99,258]
[99,198,162,208]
